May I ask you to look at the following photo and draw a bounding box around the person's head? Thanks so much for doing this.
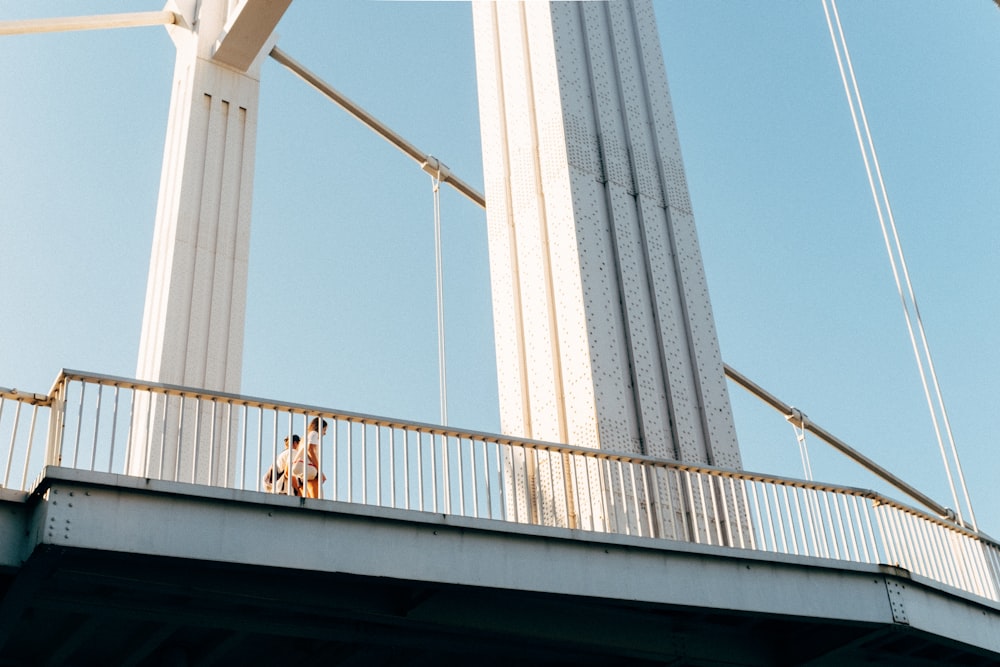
[283,434,301,448]
[308,417,328,433]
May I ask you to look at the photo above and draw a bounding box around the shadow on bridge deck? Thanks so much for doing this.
[1,468,998,666]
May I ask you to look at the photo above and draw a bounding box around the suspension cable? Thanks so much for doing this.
[429,163,448,426]
[787,408,814,481]
[821,0,977,530]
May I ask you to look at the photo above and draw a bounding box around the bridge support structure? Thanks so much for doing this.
[472,1,738,467]
[473,0,742,531]
[131,0,290,483]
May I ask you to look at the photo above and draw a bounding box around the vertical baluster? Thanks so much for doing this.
[612,459,625,535]
[769,485,787,554]
[107,385,120,473]
[442,434,452,515]
[171,396,185,482]
[698,473,723,546]
[724,477,739,548]
[346,421,354,503]
[417,431,425,512]
[222,401,232,489]
[282,410,292,496]
[402,428,409,510]
[948,530,975,594]
[362,423,369,504]
[642,464,657,539]
[754,483,772,552]
[153,391,164,479]
[900,511,929,578]
[791,487,809,556]
[482,440,492,520]
[123,389,136,473]
[853,496,874,563]
[430,433,439,513]
[695,474,712,543]
[536,449,547,526]
[809,490,823,557]
[916,517,944,584]
[506,442,519,523]
[953,533,982,597]
[568,451,582,530]
[190,397,201,484]
[240,405,248,491]
[471,439,481,519]
[3,401,20,488]
[923,520,949,587]
[801,487,820,558]
[0,398,7,483]
[778,485,797,555]
[832,494,850,561]
[456,436,465,517]
[373,425,381,505]
[18,404,41,490]
[72,383,86,468]
[596,457,610,534]
[678,469,694,543]
[742,479,758,551]
[548,449,560,527]
[388,427,396,509]
[871,502,896,566]
[934,523,962,590]
[331,418,340,501]
[208,400,217,486]
[888,508,915,571]
[964,533,994,599]
[254,406,263,492]
[628,461,642,537]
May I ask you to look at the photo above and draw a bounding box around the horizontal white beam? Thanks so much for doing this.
[0,11,179,36]
[213,0,293,72]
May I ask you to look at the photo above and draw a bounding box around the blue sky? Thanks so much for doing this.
[2,2,998,534]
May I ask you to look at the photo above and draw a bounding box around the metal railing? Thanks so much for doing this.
[2,370,999,603]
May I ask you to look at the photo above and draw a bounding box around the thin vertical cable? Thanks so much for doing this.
[821,0,976,529]
[431,171,448,426]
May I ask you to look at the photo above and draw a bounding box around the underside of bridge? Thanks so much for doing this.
[1,470,998,666]
[0,549,995,667]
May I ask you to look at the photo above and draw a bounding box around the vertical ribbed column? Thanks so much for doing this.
[131,1,268,484]
[473,0,740,470]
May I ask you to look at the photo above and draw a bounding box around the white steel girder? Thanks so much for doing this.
[473,0,740,471]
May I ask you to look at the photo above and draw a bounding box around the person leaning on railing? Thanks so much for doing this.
[291,418,328,498]
[263,434,300,494]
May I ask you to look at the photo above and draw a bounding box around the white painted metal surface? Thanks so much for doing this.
[472,1,740,474]
[133,0,287,484]
[4,467,1000,660]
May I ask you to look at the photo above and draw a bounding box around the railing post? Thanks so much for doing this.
[44,377,67,467]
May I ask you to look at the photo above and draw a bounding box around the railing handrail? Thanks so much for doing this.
[4,368,999,604]
[31,368,994,547]
[0,386,51,407]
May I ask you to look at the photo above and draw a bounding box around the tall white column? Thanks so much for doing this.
[131,0,285,483]
[474,0,743,538]
[137,2,265,392]
[473,1,740,470]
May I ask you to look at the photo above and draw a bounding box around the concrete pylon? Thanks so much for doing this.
[473,0,741,536]
[131,0,288,483]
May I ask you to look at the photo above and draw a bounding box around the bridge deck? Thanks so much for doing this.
[1,467,998,666]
